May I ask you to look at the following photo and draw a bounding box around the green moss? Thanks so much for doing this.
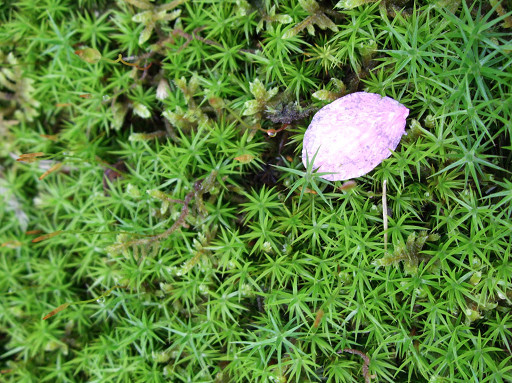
[1,0,512,382]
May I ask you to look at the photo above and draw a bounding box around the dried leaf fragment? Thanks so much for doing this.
[32,230,63,243]
[43,302,70,320]
[313,308,324,328]
[16,152,45,163]
[1,240,22,248]
[39,162,63,180]
[340,180,357,191]
[26,230,43,235]
[285,0,338,37]
[234,154,255,163]
[74,48,102,64]
[298,186,317,194]
[40,134,59,141]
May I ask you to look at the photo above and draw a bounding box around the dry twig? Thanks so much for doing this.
[338,348,375,383]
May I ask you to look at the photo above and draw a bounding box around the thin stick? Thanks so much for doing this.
[112,54,152,70]
[338,348,375,383]
[382,179,388,252]
[42,285,127,320]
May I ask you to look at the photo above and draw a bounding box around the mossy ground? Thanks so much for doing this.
[1,0,512,382]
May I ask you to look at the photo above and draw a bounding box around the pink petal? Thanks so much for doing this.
[302,92,409,181]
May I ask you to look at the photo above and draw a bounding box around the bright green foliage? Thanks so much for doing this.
[1,0,512,382]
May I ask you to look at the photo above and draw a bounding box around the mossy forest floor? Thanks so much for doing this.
[1,0,512,382]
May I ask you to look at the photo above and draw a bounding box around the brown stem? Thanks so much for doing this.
[338,348,374,383]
